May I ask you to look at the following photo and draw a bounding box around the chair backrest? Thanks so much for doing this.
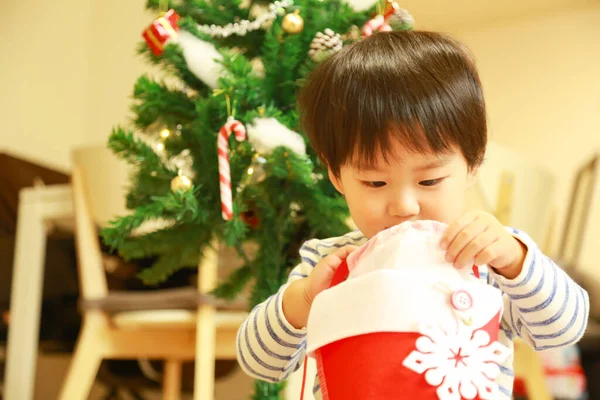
[71,145,132,299]
[557,153,598,271]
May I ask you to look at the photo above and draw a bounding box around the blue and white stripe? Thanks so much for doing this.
[492,229,588,351]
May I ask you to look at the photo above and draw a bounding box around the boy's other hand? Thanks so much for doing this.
[440,211,527,280]
[283,245,357,329]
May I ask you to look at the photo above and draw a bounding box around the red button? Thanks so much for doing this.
[451,289,473,311]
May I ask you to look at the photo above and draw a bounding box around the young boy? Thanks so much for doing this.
[236,30,589,398]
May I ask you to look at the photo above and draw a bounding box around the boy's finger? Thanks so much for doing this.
[474,241,504,268]
[440,212,478,249]
[336,245,358,259]
[454,229,498,268]
[329,245,357,263]
[322,245,357,270]
[445,220,487,263]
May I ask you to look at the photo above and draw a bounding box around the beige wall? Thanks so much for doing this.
[0,0,92,171]
[0,0,154,171]
[454,5,600,274]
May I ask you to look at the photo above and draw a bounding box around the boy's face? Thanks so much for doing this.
[328,142,477,239]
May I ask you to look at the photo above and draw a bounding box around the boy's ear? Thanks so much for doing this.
[328,168,345,195]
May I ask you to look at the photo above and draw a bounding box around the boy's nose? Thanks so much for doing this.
[387,192,420,219]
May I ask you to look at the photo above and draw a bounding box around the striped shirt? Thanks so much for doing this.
[236,228,589,398]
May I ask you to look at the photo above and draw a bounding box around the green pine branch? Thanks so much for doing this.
[132,75,198,130]
[136,240,206,285]
[108,127,167,170]
[102,187,203,249]
[253,381,286,400]
[216,49,267,112]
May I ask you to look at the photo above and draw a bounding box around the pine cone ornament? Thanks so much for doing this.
[388,8,415,31]
[309,29,343,62]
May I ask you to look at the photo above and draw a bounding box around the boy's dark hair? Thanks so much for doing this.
[298,30,487,177]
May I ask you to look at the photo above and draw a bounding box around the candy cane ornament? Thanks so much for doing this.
[218,116,247,220]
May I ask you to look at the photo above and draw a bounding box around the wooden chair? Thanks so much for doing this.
[58,146,248,400]
[557,153,598,275]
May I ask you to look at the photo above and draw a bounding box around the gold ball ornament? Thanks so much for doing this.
[171,174,193,192]
[247,154,267,184]
[282,10,304,34]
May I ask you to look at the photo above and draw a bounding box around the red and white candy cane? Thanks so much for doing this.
[361,14,392,37]
[218,116,246,220]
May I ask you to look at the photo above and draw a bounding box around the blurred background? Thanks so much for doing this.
[0,0,599,399]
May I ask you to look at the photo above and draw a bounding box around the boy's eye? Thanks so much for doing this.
[419,178,442,187]
[365,181,387,188]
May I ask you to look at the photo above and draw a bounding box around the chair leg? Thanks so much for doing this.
[514,340,552,400]
[162,360,182,400]
[523,355,553,400]
[57,321,103,400]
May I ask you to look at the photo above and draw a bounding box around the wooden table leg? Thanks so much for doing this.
[4,185,73,400]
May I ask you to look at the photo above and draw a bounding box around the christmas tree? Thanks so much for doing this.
[102,0,414,397]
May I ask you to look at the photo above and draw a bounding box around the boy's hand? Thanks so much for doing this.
[283,245,357,329]
[305,245,357,302]
[440,211,527,279]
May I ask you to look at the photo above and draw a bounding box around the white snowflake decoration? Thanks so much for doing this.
[402,321,511,400]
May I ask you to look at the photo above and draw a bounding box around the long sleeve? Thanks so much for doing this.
[490,228,589,351]
[235,241,321,382]
[236,280,309,382]
[235,231,367,382]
